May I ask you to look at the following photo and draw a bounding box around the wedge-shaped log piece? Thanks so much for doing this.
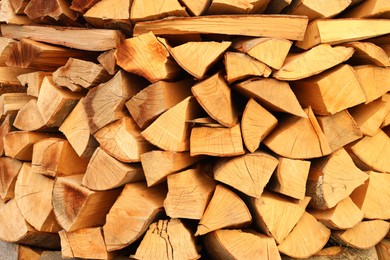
[0,93,34,119]
[309,197,364,230]
[0,115,13,156]
[205,229,280,260]
[233,37,292,70]
[274,44,354,81]
[82,148,144,191]
[134,15,309,41]
[268,157,310,200]
[1,24,123,52]
[0,157,22,201]
[15,163,61,232]
[70,0,100,13]
[296,19,390,50]
[291,64,366,115]
[142,97,202,152]
[196,185,252,236]
[381,94,390,127]
[224,52,271,83]
[37,77,82,127]
[192,72,238,127]
[0,242,43,260]
[190,125,245,157]
[214,152,278,198]
[0,199,60,249]
[376,239,390,260]
[344,42,390,67]
[103,182,167,251]
[17,71,50,97]
[354,66,390,104]
[9,0,30,14]
[180,0,210,16]
[333,220,390,249]
[284,0,352,20]
[3,131,50,160]
[13,99,46,131]
[266,0,292,13]
[248,190,310,244]
[133,219,199,260]
[0,67,34,93]
[83,70,146,134]
[141,151,203,187]
[208,0,271,14]
[349,130,390,172]
[306,148,368,210]
[97,49,118,76]
[59,98,98,158]
[53,175,121,232]
[368,34,390,58]
[342,0,390,18]
[115,32,181,83]
[126,79,192,129]
[131,0,188,22]
[0,0,32,25]
[0,37,16,66]
[32,138,89,177]
[278,212,330,258]
[241,99,277,153]
[59,227,113,259]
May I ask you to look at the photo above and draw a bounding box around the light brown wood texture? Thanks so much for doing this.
[376,239,390,260]
[140,150,203,187]
[278,212,330,258]
[70,0,100,13]
[0,67,34,93]
[344,41,390,67]
[97,49,118,76]
[17,71,50,97]
[342,0,390,18]
[126,79,192,129]
[214,152,278,198]
[204,229,281,260]
[333,220,390,249]
[354,66,390,103]
[0,93,34,119]
[13,99,46,131]
[381,94,390,127]
[0,157,22,201]
[164,168,215,220]
[190,125,245,157]
[208,0,271,14]
[103,182,167,251]
[0,241,43,260]
[268,157,311,200]
[9,0,30,14]
[52,175,121,232]
[248,190,310,244]
[295,246,379,260]
[265,0,292,13]
[39,251,72,260]
[133,219,199,260]
[14,163,61,233]
[0,37,16,66]
[180,0,211,16]
[0,0,32,25]
[131,0,188,22]
[3,131,50,160]
[133,15,309,40]
[196,184,252,236]
[284,0,352,20]
[0,115,13,156]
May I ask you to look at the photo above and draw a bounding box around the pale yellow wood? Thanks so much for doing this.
[0,0,32,25]
[354,65,390,103]
[0,67,35,94]
[381,94,390,127]
[0,37,16,66]
[208,0,271,14]
[131,0,188,22]
[0,93,34,119]
[343,0,390,18]
[376,239,390,260]
[180,0,211,16]
[301,246,379,260]
[17,71,50,97]
[344,41,390,67]
[0,115,12,156]
[0,157,22,201]
[285,0,352,20]
[13,99,46,131]
[97,49,118,76]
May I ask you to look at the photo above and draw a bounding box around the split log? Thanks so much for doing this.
[306,148,368,210]
[97,49,118,76]
[0,241,42,260]
[0,37,16,66]
[39,251,70,260]
[131,0,188,22]
[195,184,252,236]
[9,0,30,14]
[368,34,390,57]
[354,66,390,103]
[382,94,390,127]
[0,157,22,201]
[13,99,46,131]
[70,0,100,13]
[204,229,281,260]
[342,0,390,18]
[266,0,292,13]
[0,115,13,156]
[52,175,121,232]
[344,41,390,67]
[0,0,32,25]
[3,131,50,160]
[296,246,379,260]
[214,152,278,198]
[208,0,271,14]
[284,0,352,20]
[179,0,211,16]
[132,219,200,260]
[0,67,34,93]
[268,157,311,200]
[248,190,311,244]
[376,239,390,260]
[0,93,34,119]
[17,71,50,97]
[103,182,167,251]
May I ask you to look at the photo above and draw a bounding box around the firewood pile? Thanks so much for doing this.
[0,0,390,259]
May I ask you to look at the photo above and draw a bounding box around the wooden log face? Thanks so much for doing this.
[0,157,22,201]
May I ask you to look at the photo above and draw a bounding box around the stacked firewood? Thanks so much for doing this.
[0,0,390,259]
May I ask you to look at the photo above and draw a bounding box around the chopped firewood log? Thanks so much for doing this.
[264,108,332,159]
[164,168,215,219]
[268,157,311,200]
[214,152,278,198]
[39,251,69,260]
[0,115,13,156]
[284,0,352,20]
[333,220,390,249]
[0,241,42,260]
[3,131,50,160]
[196,184,252,236]
[0,157,22,201]
[133,219,200,260]
[278,212,331,258]
[265,0,292,13]
[297,19,390,50]
[317,110,363,152]
[376,239,390,260]
[103,182,167,251]
[192,72,239,127]
[354,66,390,103]
[343,42,390,67]
[368,34,390,58]
[59,98,98,158]
[13,99,46,131]
[0,199,60,249]
[140,150,203,187]
[0,93,34,119]
[142,97,202,152]
[381,94,390,127]
[97,49,118,76]
[52,58,111,92]
[17,71,50,97]
[133,15,309,41]
[14,163,61,232]
[241,99,278,152]
[207,0,271,14]
[9,0,30,14]
[248,190,311,244]
[306,148,368,210]
[115,32,181,83]
[180,0,211,16]
[0,37,16,66]
[52,175,121,232]
[190,124,245,157]
[131,0,188,23]
[342,0,390,18]
[348,130,390,172]
[290,246,379,260]
[70,0,100,13]
[291,64,366,115]
[309,197,364,230]
[233,37,292,70]
[351,171,390,220]
[59,227,114,259]
[82,148,144,191]
[126,79,192,129]
[205,229,281,260]
[1,24,124,52]
[0,67,34,93]
[0,0,32,25]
